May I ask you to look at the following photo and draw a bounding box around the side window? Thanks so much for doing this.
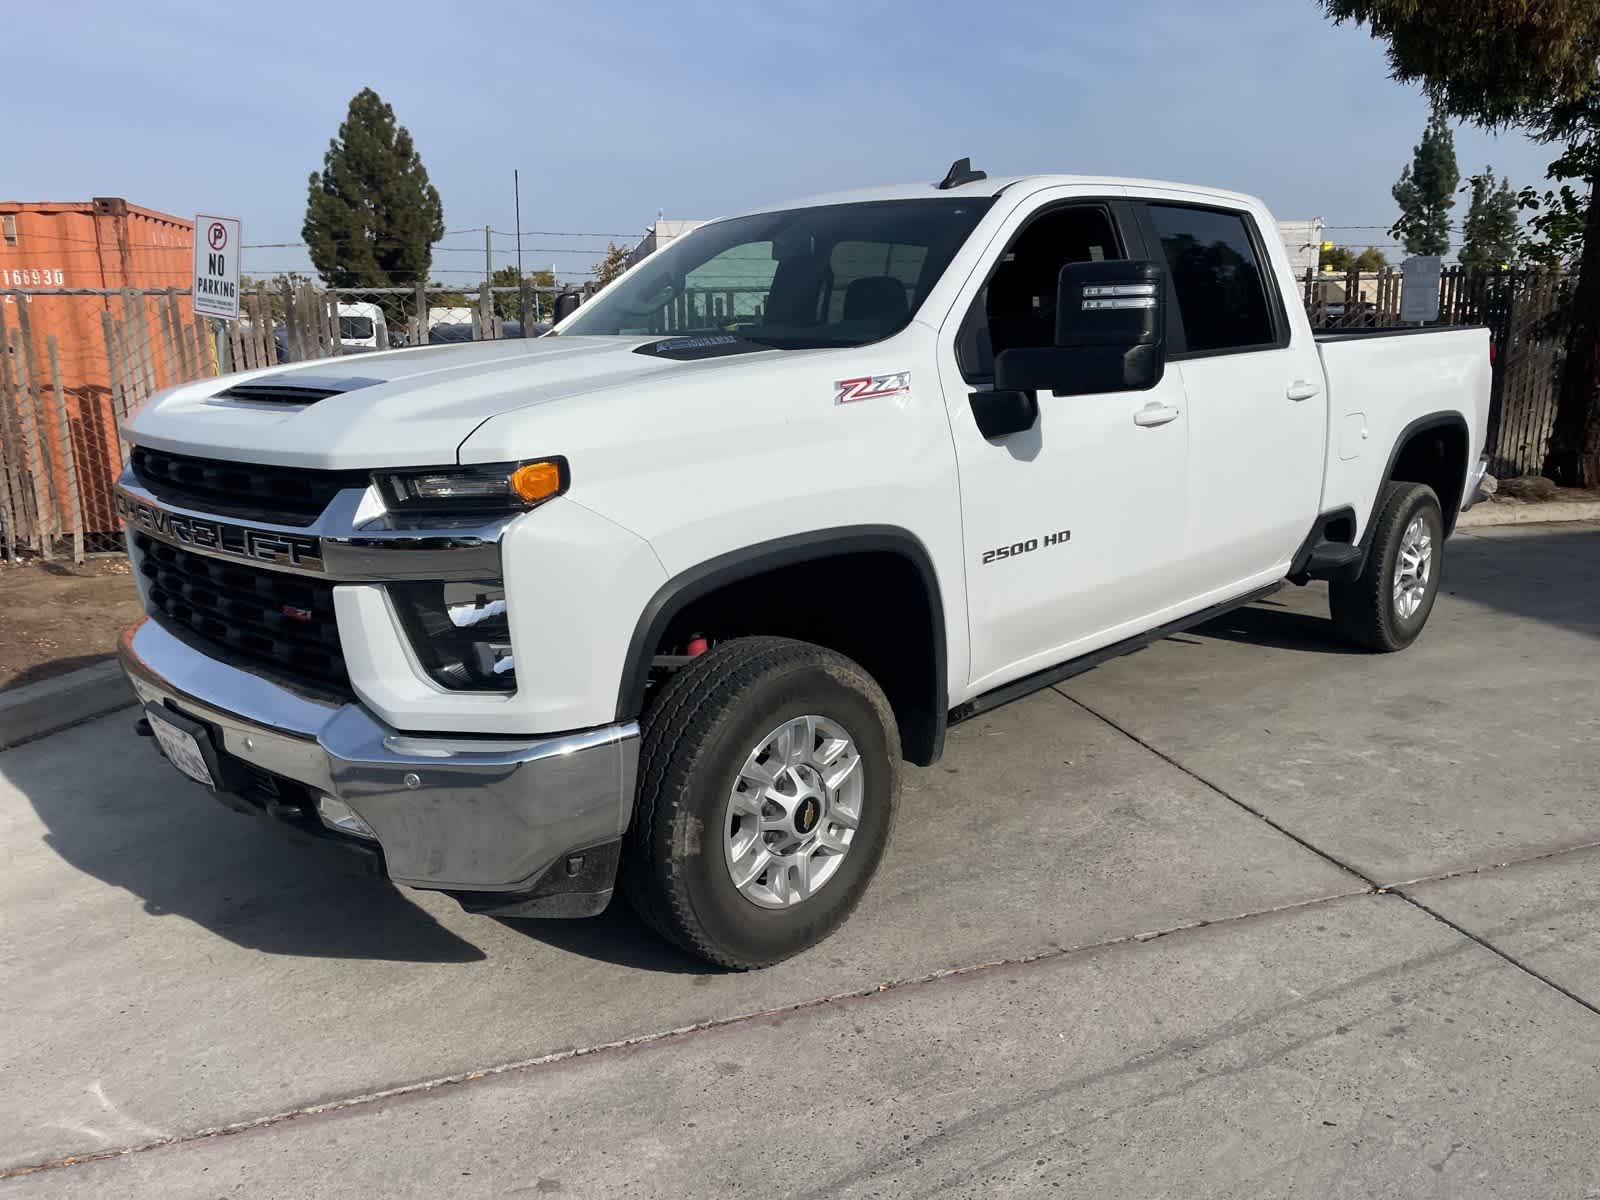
[1146,204,1277,353]
[826,241,927,323]
[959,205,1123,380]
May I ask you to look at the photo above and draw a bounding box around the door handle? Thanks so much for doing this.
[1133,402,1180,427]
[1287,380,1321,401]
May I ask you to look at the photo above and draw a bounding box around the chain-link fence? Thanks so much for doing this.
[0,267,1581,562]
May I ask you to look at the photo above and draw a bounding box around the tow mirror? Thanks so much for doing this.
[993,260,1166,396]
[553,288,583,321]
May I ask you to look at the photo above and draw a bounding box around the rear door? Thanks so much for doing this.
[1130,197,1326,597]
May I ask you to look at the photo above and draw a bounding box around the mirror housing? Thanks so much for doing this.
[993,260,1166,396]
[968,388,1038,440]
[553,288,583,322]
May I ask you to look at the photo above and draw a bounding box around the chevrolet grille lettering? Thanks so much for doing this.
[114,492,325,572]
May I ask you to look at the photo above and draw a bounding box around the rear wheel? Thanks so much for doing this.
[622,637,899,969]
[1330,481,1444,652]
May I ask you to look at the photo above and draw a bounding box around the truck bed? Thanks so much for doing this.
[1313,325,1492,540]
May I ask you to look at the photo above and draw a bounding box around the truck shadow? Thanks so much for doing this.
[495,905,716,975]
[1193,603,1364,655]
[1443,525,1600,639]
[9,717,487,964]
[1195,525,1600,652]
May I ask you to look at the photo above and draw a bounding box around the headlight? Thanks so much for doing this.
[390,581,516,691]
[374,459,567,516]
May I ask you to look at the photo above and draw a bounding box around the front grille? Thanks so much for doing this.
[130,446,368,527]
[132,533,350,692]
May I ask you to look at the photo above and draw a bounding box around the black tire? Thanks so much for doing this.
[622,636,900,969]
[1330,481,1444,652]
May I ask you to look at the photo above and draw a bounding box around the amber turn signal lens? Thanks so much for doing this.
[509,461,563,503]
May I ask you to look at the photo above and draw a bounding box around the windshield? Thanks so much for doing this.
[339,315,375,339]
[561,199,993,349]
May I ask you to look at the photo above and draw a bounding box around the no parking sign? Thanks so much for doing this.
[192,214,241,320]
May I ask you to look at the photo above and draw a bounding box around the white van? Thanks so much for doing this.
[336,301,387,352]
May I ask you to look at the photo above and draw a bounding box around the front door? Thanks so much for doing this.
[937,195,1192,696]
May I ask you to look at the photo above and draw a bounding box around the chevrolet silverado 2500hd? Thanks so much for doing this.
[116,162,1490,968]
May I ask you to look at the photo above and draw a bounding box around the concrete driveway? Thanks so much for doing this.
[3,522,1597,1198]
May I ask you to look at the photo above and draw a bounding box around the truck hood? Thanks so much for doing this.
[122,336,778,469]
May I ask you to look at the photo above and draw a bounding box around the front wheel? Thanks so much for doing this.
[1329,481,1444,652]
[622,637,900,969]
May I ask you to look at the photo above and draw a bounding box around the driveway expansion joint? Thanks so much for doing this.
[0,888,1373,1182]
[1059,688,1600,1024]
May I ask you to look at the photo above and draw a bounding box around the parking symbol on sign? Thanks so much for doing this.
[207,221,228,252]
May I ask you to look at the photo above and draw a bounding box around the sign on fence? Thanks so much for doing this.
[1399,256,1443,324]
[192,214,241,320]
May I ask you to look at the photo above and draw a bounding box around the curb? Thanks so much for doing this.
[0,660,136,752]
[1458,500,1600,529]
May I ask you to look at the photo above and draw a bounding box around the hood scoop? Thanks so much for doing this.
[216,373,385,406]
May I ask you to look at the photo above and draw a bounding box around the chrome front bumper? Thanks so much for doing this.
[120,617,639,900]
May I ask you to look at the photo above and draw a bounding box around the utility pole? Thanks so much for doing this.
[514,171,524,282]
[484,225,493,282]
[514,170,531,324]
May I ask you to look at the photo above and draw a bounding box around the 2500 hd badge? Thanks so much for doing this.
[114,491,325,571]
[982,528,1071,564]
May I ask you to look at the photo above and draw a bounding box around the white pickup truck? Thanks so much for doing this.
[116,162,1490,967]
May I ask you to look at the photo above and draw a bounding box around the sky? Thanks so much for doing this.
[8,0,1563,281]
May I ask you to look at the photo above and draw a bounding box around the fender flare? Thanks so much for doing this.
[1369,411,1472,541]
[614,525,948,761]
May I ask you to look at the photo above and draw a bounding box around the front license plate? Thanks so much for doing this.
[148,710,216,789]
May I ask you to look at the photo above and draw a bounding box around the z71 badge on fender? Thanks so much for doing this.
[981,529,1071,565]
[835,372,911,405]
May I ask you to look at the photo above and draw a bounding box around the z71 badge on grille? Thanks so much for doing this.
[115,491,325,572]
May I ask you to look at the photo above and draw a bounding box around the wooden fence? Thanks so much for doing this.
[1299,266,1572,476]
[0,282,559,559]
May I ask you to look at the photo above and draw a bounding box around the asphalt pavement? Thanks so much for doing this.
[2,521,1597,1198]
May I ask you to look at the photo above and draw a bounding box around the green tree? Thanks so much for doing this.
[1321,245,1390,272]
[1518,96,1600,269]
[487,265,558,320]
[1319,243,1354,272]
[1392,104,1460,256]
[593,242,632,288]
[1458,168,1521,271]
[303,89,445,288]
[1316,0,1600,484]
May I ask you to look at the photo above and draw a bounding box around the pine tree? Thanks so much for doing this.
[303,89,445,288]
[1458,169,1521,271]
[592,242,632,288]
[1392,105,1460,256]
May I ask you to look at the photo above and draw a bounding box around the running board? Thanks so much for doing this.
[949,583,1282,723]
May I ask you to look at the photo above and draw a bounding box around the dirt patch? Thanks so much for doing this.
[0,557,143,691]
[1484,478,1600,507]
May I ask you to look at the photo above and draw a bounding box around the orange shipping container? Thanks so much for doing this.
[0,198,197,541]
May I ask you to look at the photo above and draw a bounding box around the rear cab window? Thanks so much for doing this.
[1143,203,1284,356]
